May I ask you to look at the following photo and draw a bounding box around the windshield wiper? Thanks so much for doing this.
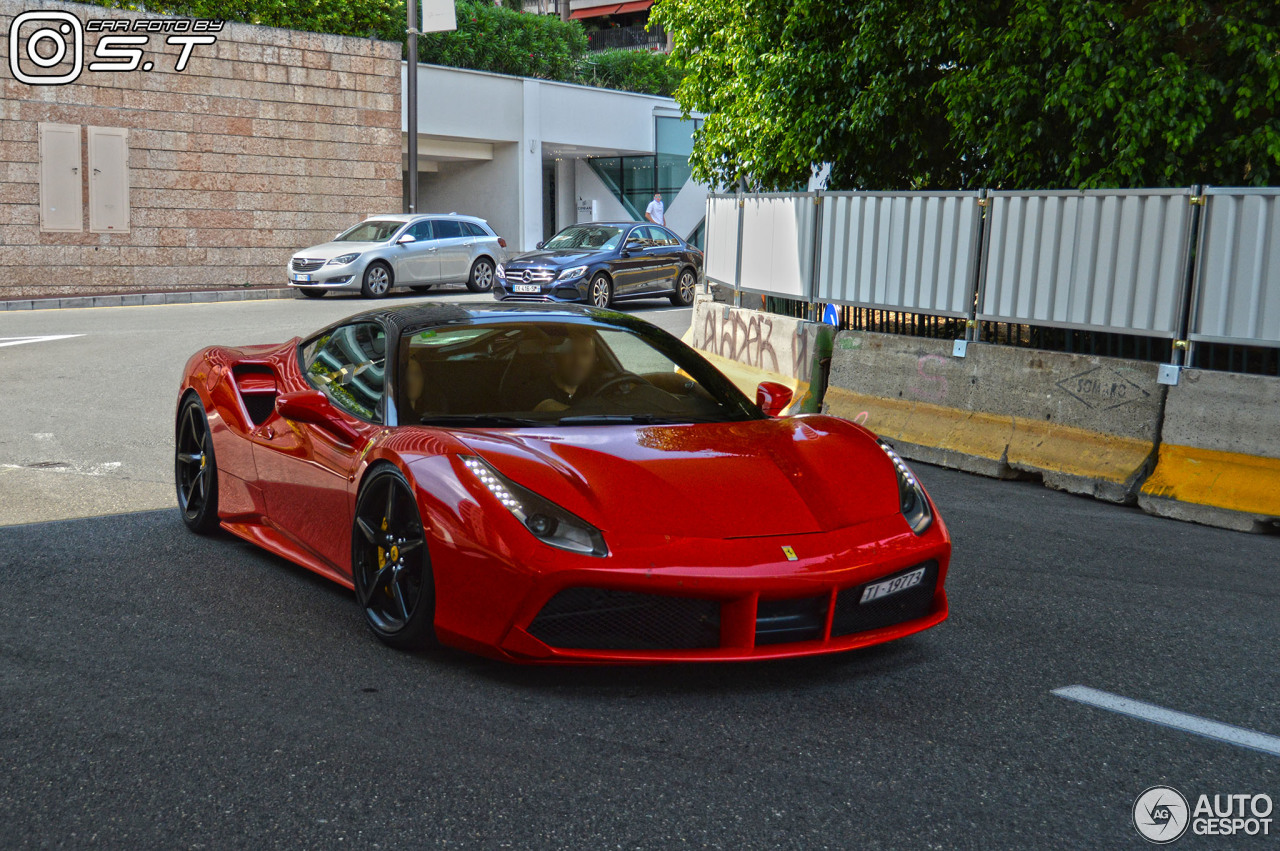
[418,414,545,428]
[557,414,708,426]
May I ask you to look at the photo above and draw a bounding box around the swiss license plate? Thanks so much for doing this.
[513,284,540,293]
[293,274,311,282]
[860,566,927,604]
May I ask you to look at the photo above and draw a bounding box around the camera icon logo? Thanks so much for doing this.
[8,11,85,85]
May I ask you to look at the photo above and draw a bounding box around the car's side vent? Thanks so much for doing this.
[232,365,278,426]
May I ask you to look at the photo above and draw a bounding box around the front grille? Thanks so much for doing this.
[527,588,721,650]
[831,561,939,637]
[506,267,556,284]
[755,595,826,645]
[501,294,555,302]
[292,258,325,272]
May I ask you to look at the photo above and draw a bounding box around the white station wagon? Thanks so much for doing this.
[288,213,509,298]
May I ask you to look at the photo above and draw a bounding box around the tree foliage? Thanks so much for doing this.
[651,0,1280,190]
[88,0,684,95]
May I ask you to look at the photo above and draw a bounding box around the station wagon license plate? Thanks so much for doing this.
[293,274,311,282]
[860,566,927,604]
[513,284,540,293]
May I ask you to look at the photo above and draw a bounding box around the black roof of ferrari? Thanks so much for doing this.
[312,301,649,339]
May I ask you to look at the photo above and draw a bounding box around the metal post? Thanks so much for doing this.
[406,0,419,214]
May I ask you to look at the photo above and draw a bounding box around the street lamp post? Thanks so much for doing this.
[406,0,418,214]
[405,1,456,215]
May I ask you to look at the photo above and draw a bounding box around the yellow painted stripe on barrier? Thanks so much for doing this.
[824,387,1152,483]
[696,349,809,414]
[1141,444,1280,517]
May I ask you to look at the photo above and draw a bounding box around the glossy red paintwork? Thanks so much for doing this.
[178,334,951,664]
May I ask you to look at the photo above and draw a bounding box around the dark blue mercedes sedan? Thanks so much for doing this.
[494,222,702,308]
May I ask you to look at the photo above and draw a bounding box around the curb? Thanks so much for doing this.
[1,288,297,311]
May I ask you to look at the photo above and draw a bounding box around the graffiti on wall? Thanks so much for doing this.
[698,308,812,380]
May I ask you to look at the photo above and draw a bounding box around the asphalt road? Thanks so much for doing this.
[0,288,693,526]
[2,291,1278,849]
[1,466,1277,849]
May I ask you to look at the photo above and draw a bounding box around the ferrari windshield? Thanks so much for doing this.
[335,220,404,242]
[542,225,625,252]
[398,319,762,427]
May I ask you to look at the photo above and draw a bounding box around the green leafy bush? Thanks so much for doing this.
[419,1,587,81]
[582,48,682,97]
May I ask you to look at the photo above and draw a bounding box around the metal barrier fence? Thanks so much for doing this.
[705,185,1280,374]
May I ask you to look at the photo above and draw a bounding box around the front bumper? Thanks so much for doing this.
[493,273,588,302]
[287,259,360,289]
[431,507,951,665]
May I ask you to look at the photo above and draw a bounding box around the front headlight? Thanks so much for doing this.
[460,456,608,557]
[878,441,933,535]
[495,264,506,279]
[557,265,588,281]
[327,253,361,266]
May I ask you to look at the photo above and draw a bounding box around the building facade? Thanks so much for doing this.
[404,63,707,253]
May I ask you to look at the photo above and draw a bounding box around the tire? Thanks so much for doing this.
[410,285,433,294]
[175,394,220,535]
[298,287,327,299]
[589,273,613,308]
[361,262,392,298]
[670,267,697,306]
[352,466,437,650]
[465,257,495,293]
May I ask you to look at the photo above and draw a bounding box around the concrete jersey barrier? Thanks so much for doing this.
[684,298,833,414]
[822,331,1165,503]
[1138,369,1280,532]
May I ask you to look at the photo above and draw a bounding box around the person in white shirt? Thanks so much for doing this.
[644,192,665,226]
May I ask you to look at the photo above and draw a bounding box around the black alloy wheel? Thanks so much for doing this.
[352,466,436,649]
[175,394,220,534]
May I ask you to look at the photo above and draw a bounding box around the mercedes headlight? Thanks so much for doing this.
[460,456,608,557]
[328,253,361,266]
[557,265,588,281]
[495,264,506,279]
[878,441,933,535]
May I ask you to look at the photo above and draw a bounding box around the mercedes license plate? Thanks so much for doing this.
[513,284,540,293]
[860,566,926,604]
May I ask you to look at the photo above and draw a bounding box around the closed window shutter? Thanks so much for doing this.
[88,126,130,233]
[38,123,82,233]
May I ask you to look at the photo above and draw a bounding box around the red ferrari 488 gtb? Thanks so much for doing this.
[175,303,950,663]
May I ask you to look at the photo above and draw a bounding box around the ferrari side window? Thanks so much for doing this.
[300,322,386,423]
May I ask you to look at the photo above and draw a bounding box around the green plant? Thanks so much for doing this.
[582,48,682,97]
[651,0,1280,190]
[419,1,587,80]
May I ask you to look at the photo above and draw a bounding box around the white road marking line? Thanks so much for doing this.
[0,334,84,348]
[1053,685,1280,757]
[1,461,122,476]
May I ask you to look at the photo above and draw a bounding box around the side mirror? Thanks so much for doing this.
[275,390,360,442]
[535,241,545,250]
[396,234,416,244]
[755,381,793,417]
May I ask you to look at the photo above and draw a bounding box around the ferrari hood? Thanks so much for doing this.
[454,416,903,539]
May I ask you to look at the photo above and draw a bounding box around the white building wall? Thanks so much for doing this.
[417,143,521,245]
[403,63,709,253]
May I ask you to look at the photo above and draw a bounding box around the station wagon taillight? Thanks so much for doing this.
[498,237,507,248]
